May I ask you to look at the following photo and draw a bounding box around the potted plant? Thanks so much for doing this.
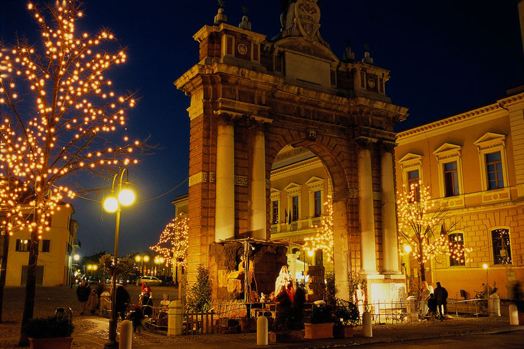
[333,299,359,338]
[24,315,74,349]
[304,302,334,339]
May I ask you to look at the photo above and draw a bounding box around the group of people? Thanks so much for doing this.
[419,281,448,321]
[75,279,104,315]
[75,280,173,333]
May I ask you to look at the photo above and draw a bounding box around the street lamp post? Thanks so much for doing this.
[154,256,164,276]
[103,168,135,349]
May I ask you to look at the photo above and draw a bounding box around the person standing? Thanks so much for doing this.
[434,282,448,321]
[76,280,91,315]
[115,284,130,321]
[141,282,152,299]
[87,289,99,315]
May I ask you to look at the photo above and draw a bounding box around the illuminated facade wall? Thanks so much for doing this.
[396,91,524,298]
[2,203,78,286]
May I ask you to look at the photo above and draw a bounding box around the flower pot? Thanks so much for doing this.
[29,337,73,349]
[268,329,303,343]
[333,324,353,338]
[304,323,334,339]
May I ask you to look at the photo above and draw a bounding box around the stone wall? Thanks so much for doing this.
[209,241,288,301]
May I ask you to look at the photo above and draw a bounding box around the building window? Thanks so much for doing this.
[444,162,459,197]
[292,196,299,222]
[42,239,50,253]
[408,170,420,201]
[448,233,465,266]
[313,191,322,217]
[271,201,279,224]
[486,152,504,190]
[491,228,512,264]
[15,239,29,252]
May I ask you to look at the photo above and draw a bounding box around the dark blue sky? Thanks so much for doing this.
[1,0,522,257]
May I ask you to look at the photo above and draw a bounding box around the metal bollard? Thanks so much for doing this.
[509,304,519,325]
[257,315,268,345]
[168,300,183,336]
[119,320,133,349]
[362,311,372,337]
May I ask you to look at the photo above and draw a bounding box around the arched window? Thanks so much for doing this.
[448,233,465,266]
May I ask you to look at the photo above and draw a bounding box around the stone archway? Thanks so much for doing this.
[175,0,408,302]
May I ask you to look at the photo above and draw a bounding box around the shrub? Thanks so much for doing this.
[186,264,212,312]
[334,299,360,326]
[24,316,74,338]
[309,303,334,324]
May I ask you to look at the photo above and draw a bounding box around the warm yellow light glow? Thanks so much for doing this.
[103,196,118,213]
[87,265,92,270]
[483,263,488,269]
[144,255,150,262]
[307,250,314,257]
[93,265,98,271]
[73,254,80,261]
[135,255,141,262]
[404,245,412,254]
[118,188,135,206]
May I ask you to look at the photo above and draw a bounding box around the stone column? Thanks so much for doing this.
[381,146,400,274]
[333,197,350,300]
[215,117,235,241]
[250,124,266,239]
[357,140,378,274]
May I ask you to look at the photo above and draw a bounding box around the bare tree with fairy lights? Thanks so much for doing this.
[0,1,148,344]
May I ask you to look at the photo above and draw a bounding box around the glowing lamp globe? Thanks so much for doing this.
[307,250,314,257]
[404,245,412,254]
[103,196,119,213]
[135,255,141,262]
[73,254,80,261]
[118,189,135,206]
[483,263,488,269]
[144,256,150,262]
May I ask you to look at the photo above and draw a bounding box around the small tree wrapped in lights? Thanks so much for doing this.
[397,183,470,283]
[150,213,189,268]
[304,195,334,262]
[0,1,147,343]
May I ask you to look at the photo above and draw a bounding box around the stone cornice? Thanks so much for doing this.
[193,23,267,44]
[397,92,524,141]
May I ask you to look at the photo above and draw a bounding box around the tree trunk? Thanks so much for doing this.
[420,262,426,283]
[0,228,10,323]
[18,230,39,346]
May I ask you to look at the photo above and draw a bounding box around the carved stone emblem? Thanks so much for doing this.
[295,0,321,41]
[308,129,317,141]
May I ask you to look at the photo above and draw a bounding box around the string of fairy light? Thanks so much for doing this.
[0,1,145,241]
[397,183,471,265]
[150,213,189,267]
[303,195,334,262]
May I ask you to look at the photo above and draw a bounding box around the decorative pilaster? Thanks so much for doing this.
[356,138,378,274]
[215,117,235,241]
[250,120,267,239]
[381,143,400,274]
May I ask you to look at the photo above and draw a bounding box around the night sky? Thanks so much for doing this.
[1,0,522,257]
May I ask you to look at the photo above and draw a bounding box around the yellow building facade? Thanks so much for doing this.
[395,91,524,299]
[3,203,79,286]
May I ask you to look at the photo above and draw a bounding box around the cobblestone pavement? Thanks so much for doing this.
[1,286,523,348]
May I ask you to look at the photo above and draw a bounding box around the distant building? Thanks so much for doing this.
[395,90,524,298]
[1,203,79,286]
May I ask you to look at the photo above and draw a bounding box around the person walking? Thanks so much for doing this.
[76,279,91,315]
[427,293,437,321]
[87,289,99,315]
[434,282,448,321]
[115,284,130,321]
